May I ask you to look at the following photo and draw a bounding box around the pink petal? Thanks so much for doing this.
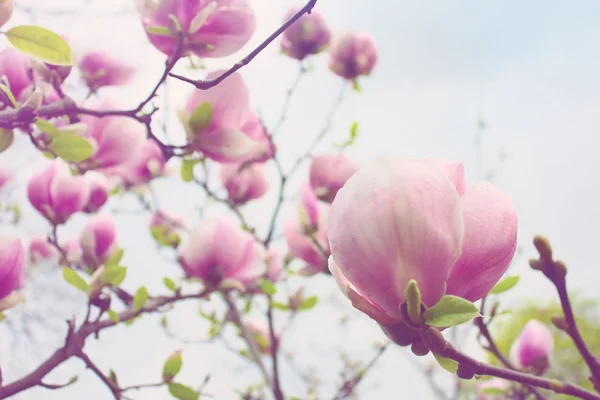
[0,236,24,300]
[423,159,467,196]
[510,320,554,369]
[197,127,258,162]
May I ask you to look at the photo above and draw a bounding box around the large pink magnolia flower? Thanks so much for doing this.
[220,162,268,205]
[283,185,330,275]
[0,47,33,102]
[136,0,256,58]
[0,0,13,29]
[510,320,554,373]
[27,160,91,224]
[0,235,25,312]
[78,50,134,92]
[309,154,359,203]
[280,7,331,60]
[79,99,146,171]
[109,139,166,186]
[179,70,267,162]
[328,158,518,326]
[329,33,378,81]
[80,214,119,268]
[179,217,265,285]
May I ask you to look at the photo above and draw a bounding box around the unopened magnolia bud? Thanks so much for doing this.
[529,258,544,271]
[411,339,430,357]
[88,265,106,298]
[551,316,568,331]
[423,327,447,354]
[533,235,553,261]
[380,323,420,347]
[288,288,304,311]
[22,86,43,111]
[91,293,111,312]
[456,363,476,380]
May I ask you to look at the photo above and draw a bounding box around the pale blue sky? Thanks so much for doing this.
[1,1,600,399]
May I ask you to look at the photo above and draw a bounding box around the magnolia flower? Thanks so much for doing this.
[220,162,268,205]
[280,7,331,60]
[150,209,185,248]
[327,158,517,328]
[110,139,166,186]
[137,0,256,59]
[80,214,119,268]
[27,160,91,224]
[283,185,330,275]
[83,172,110,213]
[78,50,134,92]
[179,217,263,285]
[179,70,264,162]
[0,47,32,102]
[0,235,25,312]
[244,322,276,355]
[29,236,59,264]
[510,320,554,374]
[18,81,61,105]
[309,154,359,203]
[329,33,378,80]
[0,0,13,29]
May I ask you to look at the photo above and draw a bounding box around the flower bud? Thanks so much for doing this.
[78,51,134,92]
[510,319,554,375]
[0,0,13,29]
[280,7,331,60]
[0,235,25,311]
[29,236,59,264]
[309,154,359,203]
[83,172,110,213]
[220,162,269,205]
[329,33,378,80]
[80,214,119,268]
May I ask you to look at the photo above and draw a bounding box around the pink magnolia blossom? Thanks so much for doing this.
[283,185,330,275]
[27,160,91,224]
[0,0,13,28]
[80,214,119,268]
[0,48,32,102]
[0,236,24,312]
[244,322,277,355]
[179,70,265,162]
[79,99,146,170]
[150,209,185,247]
[62,236,82,264]
[110,139,166,186]
[510,320,554,373]
[243,242,282,291]
[327,157,518,326]
[281,7,331,60]
[220,162,268,205]
[29,236,59,264]
[78,51,134,92]
[309,154,359,203]
[0,167,11,189]
[329,33,378,80]
[18,81,61,105]
[136,0,256,59]
[83,172,110,213]
[179,217,261,285]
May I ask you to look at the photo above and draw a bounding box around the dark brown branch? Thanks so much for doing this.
[78,352,120,399]
[169,0,318,90]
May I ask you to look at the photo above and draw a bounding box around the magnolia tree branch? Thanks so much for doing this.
[168,0,318,89]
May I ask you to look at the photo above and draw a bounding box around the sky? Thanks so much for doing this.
[1,0,600,399]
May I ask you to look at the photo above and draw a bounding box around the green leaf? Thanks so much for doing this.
[146,26,172,37]
[104,249,124,268]
[42,151,56,159]
[298,296,318,311]
[271,301,290,311]
[168,383,199,400]
[102,266,128,286]
[163,277,177,292]
[433,353,458,374]
[107,309,120,323]
[5,25,73,65]
[163,351,183,381]
[350,121,359,141]
[0,312,6,322]
[490,275,520,295]
[482,387,506,395]
[180,159,198,183]
[423,295,479,328]
[108,369,119,386]
[0,84,19,108]
[62,267,89,293]
[0,128,14,153]
[188,102,213,133]
[35,119,61,137]
[258,279,277,296]
[49,134,93,162]
[133,286,149,311]
[351,79,361,92]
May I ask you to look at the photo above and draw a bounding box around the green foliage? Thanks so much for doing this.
[258,279,277,296]
[35,119,61,137]
[433,354,458,374]
[489,275,520,295]
[163,277,177,292]
[180,158,199,183]
[107,309,120,323]
[5,25,73,65]
[423,295,479,327]
[62,267,89,293]
[163,351,183,382]
[188,102,213,133]
[133,286,149,311]
[298,295,319,311]
[102,266,127,286]
[168,383,199,400]
[334,121,359,149]
[49,134,94,162]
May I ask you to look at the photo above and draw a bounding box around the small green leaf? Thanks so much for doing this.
[163,277,177,292]
[180,159,198,183]
[351,79,361,92]
[188,102,213,133]
[350,121,358,141]
[482,387,506,396]
[258,279,277,296]
[49,134,94,162]
[108,369,118,385]
[298,296,318,311]
[104,248,124,268]
[35,119,61,137]
[271,301,290,311]
[163,351,183,381]
[423,295,479,328]
[168,382,199,400]
[146,26,172,37]
[133,286,149,311]
[42,151,56,159]
[433,353,458,374]
[0,312,6,322]
[5,25,73,65]
[102,266,128,286]
[490,275,520,295]
[0,84,19,108]
[62,267,89,293]
[107,309,120,323]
